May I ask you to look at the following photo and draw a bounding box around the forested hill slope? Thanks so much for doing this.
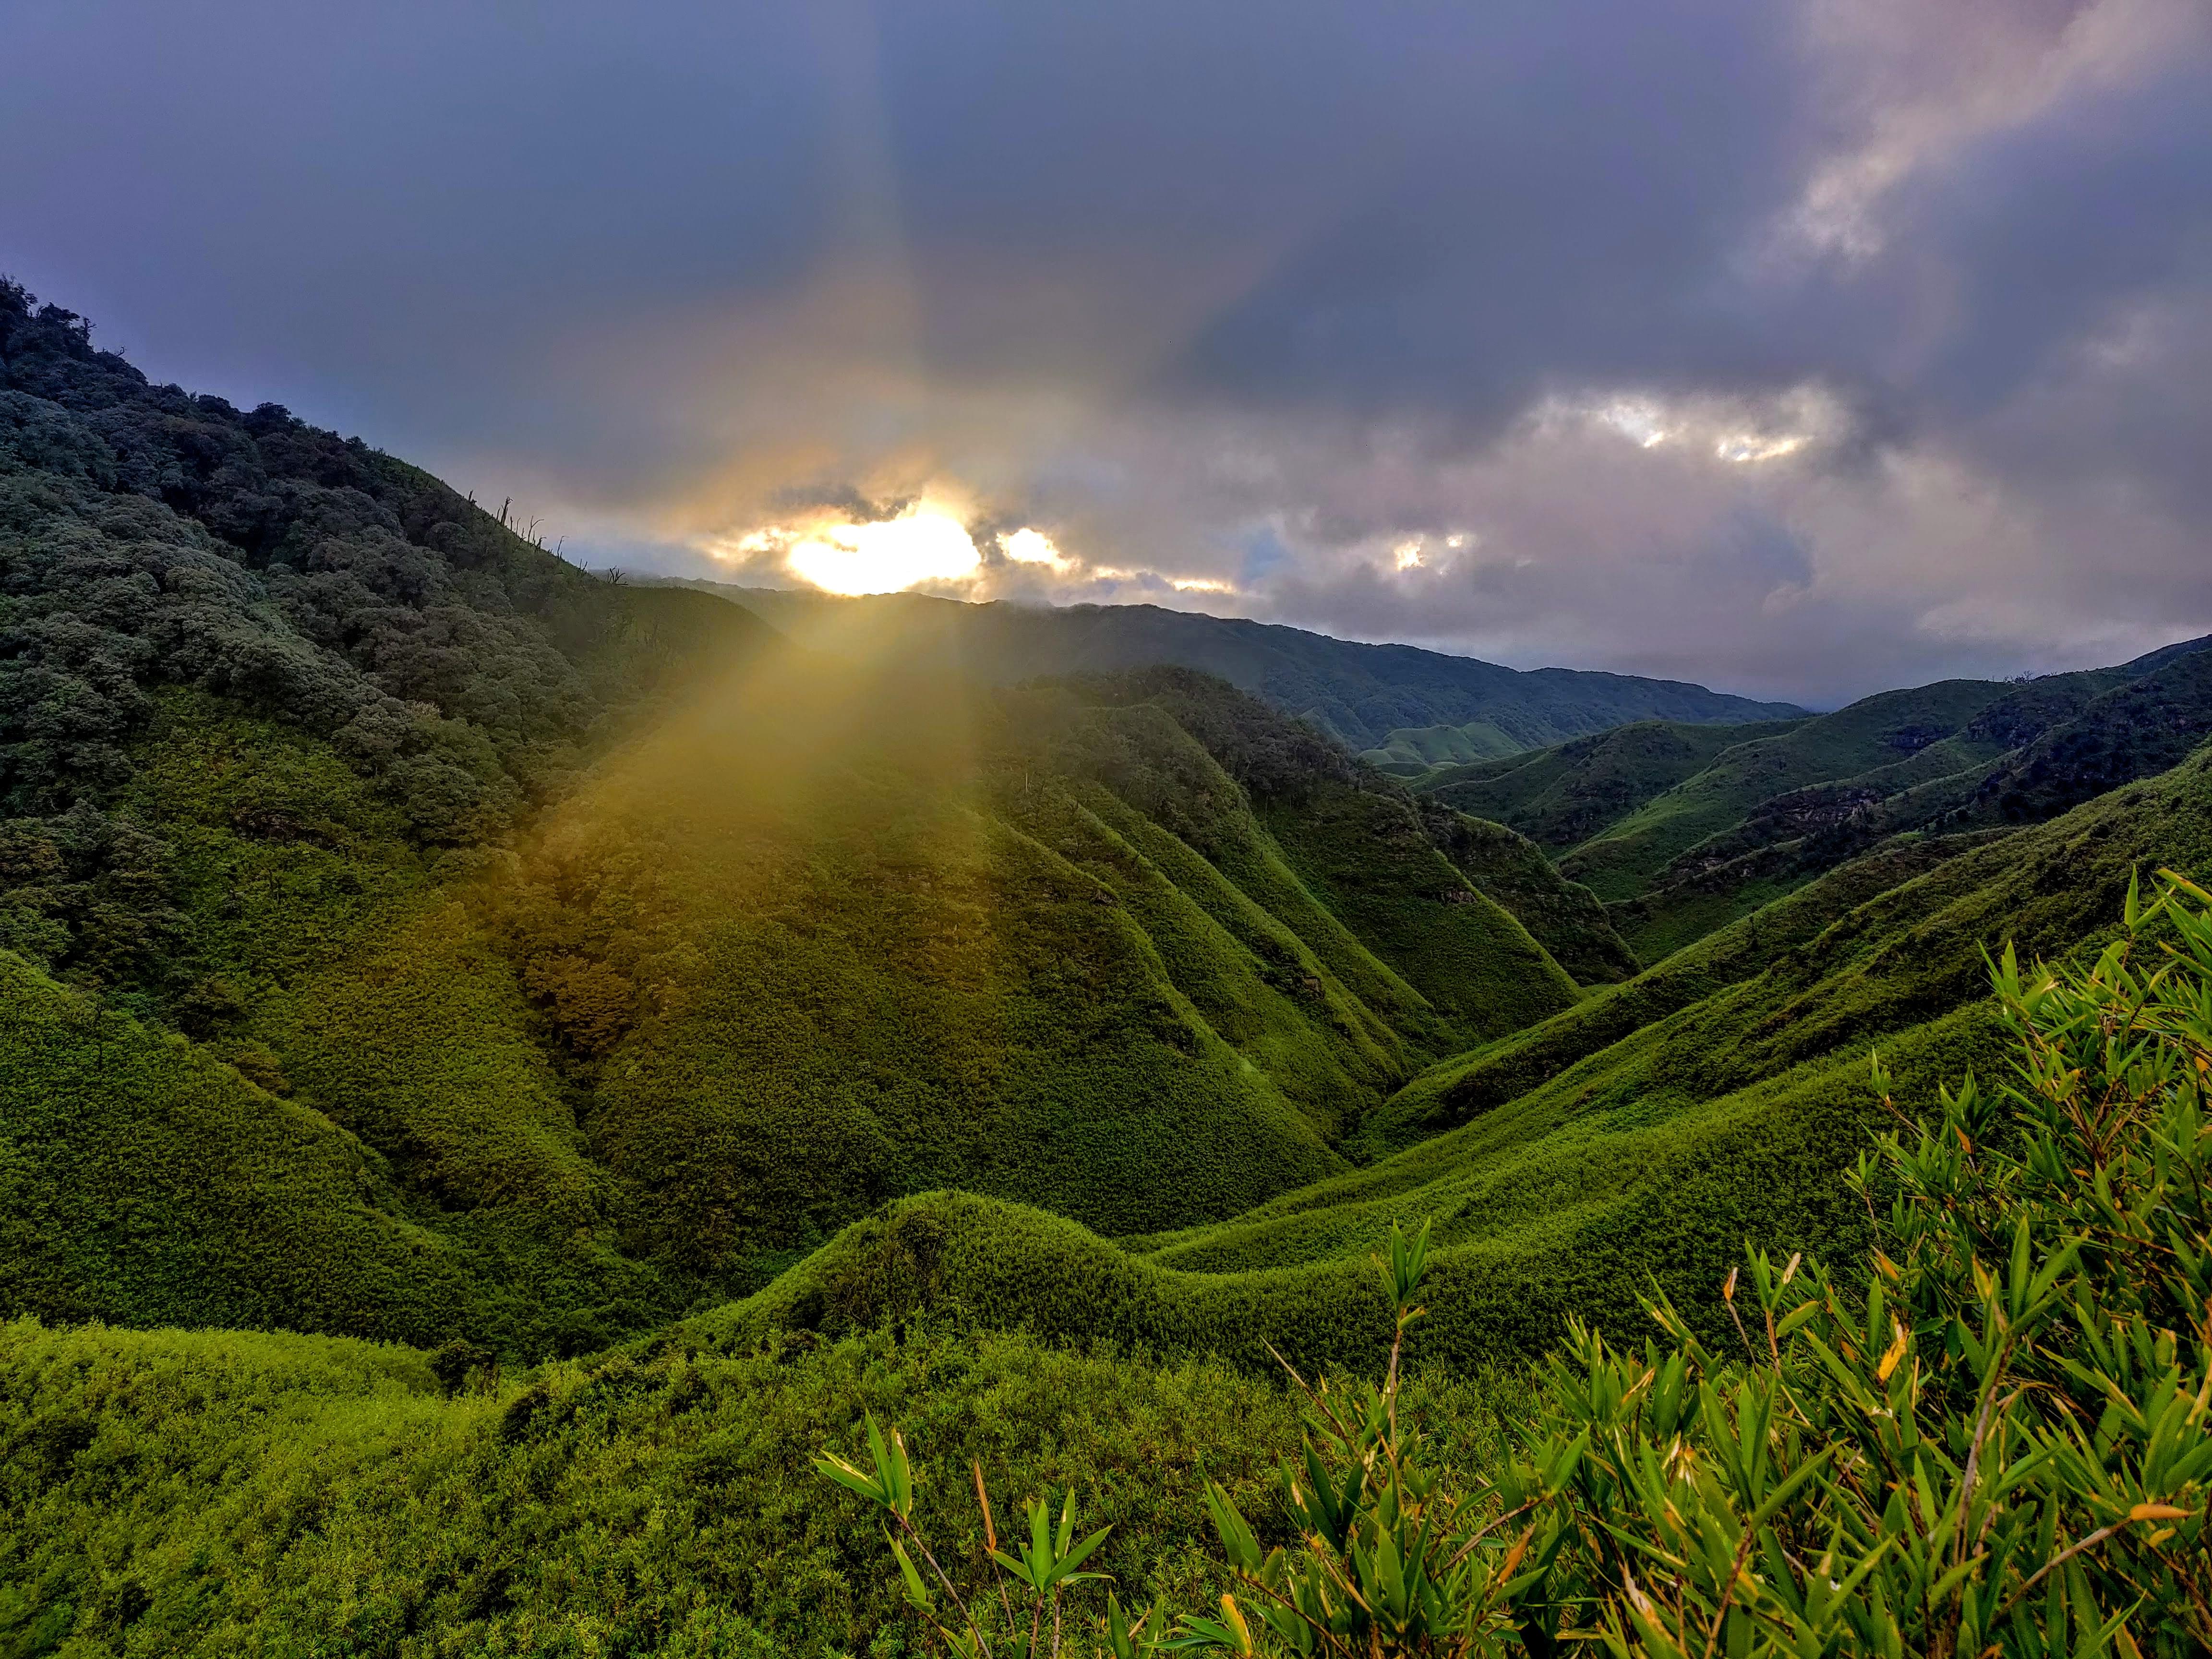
[655,577,1805,754]
[1,283,1611,1358]
[0,283,775,842]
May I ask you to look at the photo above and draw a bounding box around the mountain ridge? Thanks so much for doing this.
[639,576,1808,753]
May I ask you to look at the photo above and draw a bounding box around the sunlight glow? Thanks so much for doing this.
[711,505,1242,601]
[998,527,1067,567]
[772,509,983,595]
[1394,541,1424,570]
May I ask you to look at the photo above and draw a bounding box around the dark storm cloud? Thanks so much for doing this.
[1,0,2206,703]
[1160,0,1817,422]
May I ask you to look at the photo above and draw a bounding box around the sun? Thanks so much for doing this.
[781,509,983,595]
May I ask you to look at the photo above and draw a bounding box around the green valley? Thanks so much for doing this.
[7,281,2212,1656]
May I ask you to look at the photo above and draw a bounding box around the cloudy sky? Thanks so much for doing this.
[4,0,2207,705]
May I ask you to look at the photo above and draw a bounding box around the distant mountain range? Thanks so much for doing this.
[643,578,1807,756]
[1419,631,2212,960]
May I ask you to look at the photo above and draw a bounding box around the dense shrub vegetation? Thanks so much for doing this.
[835,875,2212,1656]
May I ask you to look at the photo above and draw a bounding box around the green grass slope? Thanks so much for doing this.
[1418,809,1640,984]
[1358,719,1525,773]
[687,735,2212,1377]
[1558,679,2011,902]
[494,661,1583,1284]
[1605,646,2212,959]
[1,1315,1521,1657]
[1358,830,2008,1154]
[3,665,1588,1353]
[1416,717,1807,851]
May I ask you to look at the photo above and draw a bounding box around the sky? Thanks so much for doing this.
[3,0,2207,707]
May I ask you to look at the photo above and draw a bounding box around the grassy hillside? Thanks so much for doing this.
[1404,642,2212,968]
[1602,644,2212,958]
[1417,808,1640,984]
[1557,679,2011,901]
[1418,717,1806,852]
[1,668,1594,1352]
[661,578,1804,753]
[9,737,2212,1653]
[691,731,2212,1378]
[2,1317,1516,1656]
[1358,719,1525,773]
[2,285,1602,1357]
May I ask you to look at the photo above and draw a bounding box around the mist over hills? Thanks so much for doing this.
[8,279,2212,1650]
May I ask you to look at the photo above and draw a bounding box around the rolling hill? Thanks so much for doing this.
[1,282,1613,1358]
[10,277,2212,1654]
[653,577,1805,755]
[14,725,2210,1652]
[1418,640,2212,961]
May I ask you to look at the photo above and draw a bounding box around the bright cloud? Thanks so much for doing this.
[998,527,1067,567]
[725,508,982,596]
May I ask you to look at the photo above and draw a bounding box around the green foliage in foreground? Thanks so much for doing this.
[0,1313,1512,1656]
[838,875,2212,1657]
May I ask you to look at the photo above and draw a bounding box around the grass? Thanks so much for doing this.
[1559,679,2011,901]
[1599,646,2212,958]
[701,732,2212,1376]
[0,1314,1515,1657]
[1420,810,1639,984]
[11,743,2211,1652]
[3,667,1599,1357]
[1356,720,1524,773]
[1417,717,1805,853]
[9,674,2212,1654]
